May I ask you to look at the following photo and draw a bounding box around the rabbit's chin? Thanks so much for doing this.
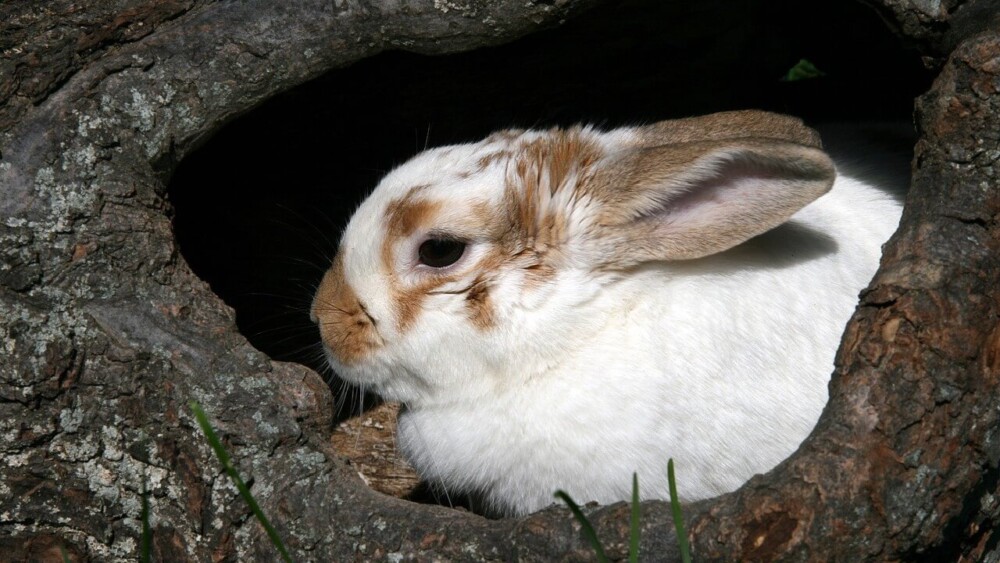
[323,347,427,404]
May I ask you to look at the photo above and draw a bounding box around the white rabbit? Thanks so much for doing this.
[311,110,903,517]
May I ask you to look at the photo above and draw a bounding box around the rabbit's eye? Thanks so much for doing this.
[418,238,466,268]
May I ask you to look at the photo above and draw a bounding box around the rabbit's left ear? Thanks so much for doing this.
[580,137,835,267]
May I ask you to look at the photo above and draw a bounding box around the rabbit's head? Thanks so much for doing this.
[312,110,835,407]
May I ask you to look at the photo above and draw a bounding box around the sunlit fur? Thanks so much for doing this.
[313,111,903,516]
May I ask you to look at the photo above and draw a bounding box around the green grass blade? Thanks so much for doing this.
[554,490,610,563]
[60,545,70,563]
[191,401,294,563]
[668,459,692,563]
[629,472,641,563]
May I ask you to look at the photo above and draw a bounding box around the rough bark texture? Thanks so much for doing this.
[0,1,997,562]
[689,30,1000,560]
[860,0,1000,60]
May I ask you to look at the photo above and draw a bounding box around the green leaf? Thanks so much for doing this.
[629,472,641,563]
[782,58,825,82]
[668,459,692,563]
[554,490,610,563]
[191,401,294,563]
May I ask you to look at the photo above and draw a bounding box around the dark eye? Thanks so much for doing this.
[418,238,466,268]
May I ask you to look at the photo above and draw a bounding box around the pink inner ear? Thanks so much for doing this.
[652,162,785,230]
[619,153,833,262]
[589,140,834,264]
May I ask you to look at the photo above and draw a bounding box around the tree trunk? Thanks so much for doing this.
[2,0,998,560]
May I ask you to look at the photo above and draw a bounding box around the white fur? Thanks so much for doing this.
[323,122,903,516]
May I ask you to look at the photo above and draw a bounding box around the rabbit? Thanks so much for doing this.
[311,110,904,517]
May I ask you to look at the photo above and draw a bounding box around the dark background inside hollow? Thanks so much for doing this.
[169,0,930,417]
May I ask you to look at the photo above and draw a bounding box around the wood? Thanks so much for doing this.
[332,402,420,499]
[2,0,998,560]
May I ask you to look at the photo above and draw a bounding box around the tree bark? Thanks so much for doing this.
[690,28,1000,560]
[1,0,998,561]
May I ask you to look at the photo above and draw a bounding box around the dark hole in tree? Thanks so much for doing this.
[169,0,930,508]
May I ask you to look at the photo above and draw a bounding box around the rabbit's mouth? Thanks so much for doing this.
[321,343,381,389]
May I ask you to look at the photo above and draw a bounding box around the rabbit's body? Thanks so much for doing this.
[312,111,903,516]
[396,173,900,514]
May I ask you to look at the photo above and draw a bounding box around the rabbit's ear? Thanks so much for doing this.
[581,137,835,267]
[630,110,824,148]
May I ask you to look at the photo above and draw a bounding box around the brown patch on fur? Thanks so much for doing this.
[500,127,604,286]
[312,254,382,365]
[469,200,497,230]
[486,128,526,143]
[476,150,514,172]
[382,194,446,332]
[383,195,440,284]
[458,243,514,331]
[522,261,558,291]
[393,289,422,333]
[394,277,451,333]
[381,190,485,332]
[465,275,497,330]
[383,194,441,264]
